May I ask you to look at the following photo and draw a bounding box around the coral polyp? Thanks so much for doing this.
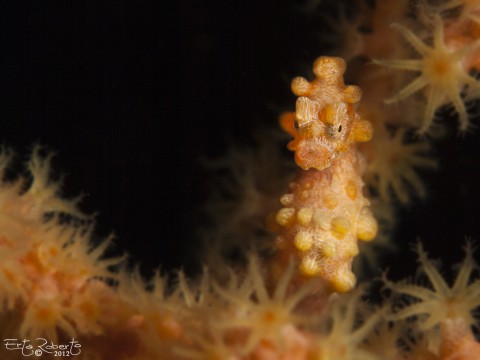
[374,16,480,133]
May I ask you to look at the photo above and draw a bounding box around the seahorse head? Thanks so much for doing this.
[280,56,373,171]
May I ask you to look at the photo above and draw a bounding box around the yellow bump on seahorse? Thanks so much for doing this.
[294,231,314,251]
[269,57,378,294]
[275,207,295,227]
[297,207,314,225]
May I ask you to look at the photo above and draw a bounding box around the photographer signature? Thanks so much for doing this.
[4,338,81,357]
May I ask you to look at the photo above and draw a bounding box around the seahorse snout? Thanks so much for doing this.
[295,139,334,171]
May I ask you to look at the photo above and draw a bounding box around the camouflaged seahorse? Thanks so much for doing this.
[269,57,377,293]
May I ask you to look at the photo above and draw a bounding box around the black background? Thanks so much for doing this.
[1,0,479,282]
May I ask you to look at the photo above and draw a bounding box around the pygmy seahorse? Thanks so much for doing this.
[269,57,377,293]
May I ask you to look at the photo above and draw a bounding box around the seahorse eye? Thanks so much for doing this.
[338,125,342,132]
[294,119,300,130]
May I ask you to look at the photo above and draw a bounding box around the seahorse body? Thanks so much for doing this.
[270,57,377,293]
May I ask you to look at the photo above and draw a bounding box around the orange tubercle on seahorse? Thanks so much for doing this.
[270,57,377,294]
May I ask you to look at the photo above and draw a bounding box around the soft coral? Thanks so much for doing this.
[374,15,480,134]
[384,242,480,330]
[383,242,480,359]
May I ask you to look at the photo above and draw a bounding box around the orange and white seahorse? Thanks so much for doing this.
[268,57,377,294]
